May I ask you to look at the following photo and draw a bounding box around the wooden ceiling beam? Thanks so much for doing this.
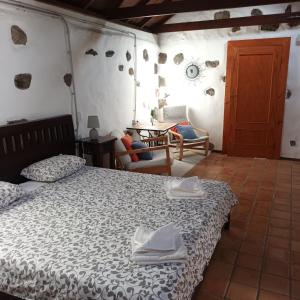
[152,11,300,33]
[108,0,293,20]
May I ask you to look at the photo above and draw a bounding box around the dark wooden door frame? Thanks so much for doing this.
[222,37,291,159]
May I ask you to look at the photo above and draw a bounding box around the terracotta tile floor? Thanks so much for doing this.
[186,153,300,300]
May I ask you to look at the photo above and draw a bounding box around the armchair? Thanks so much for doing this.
[112,130,172,175]
[163,105,209,161]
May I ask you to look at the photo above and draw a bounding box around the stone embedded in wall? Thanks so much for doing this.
[85,49,98,56]
[232,27,241,33]
[143,49,149,61]
[261,24,280,31]
[11,25,27,45]
[154,63,158,74]
[205,60,219,68]
[214,10,230,20]
[173,53,184,65]
[105,50,115,57]
[286,89,292,99]
[221,76,226,83]
[251,8,263,16]
[118,65,124,71]
[158,53,167,64]
[205,88,215,96]
[126,51,132,62]
[14,73,32,90]
[63,73,72,87]
[129,68,134,76]
[158,76,166,87]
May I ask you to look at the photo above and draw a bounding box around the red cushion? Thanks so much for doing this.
[121,134,139,162]
[171,121,189,139]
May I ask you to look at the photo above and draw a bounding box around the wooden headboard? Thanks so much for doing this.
[0,115,75,184]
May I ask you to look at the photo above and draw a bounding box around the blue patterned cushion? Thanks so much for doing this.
[131,141,153,160]
[176,125,198,140]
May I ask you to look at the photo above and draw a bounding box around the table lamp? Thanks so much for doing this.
[87,115,100,140]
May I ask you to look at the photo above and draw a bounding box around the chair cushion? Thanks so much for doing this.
[131,141,153,160]
[184,136,209,143]
[176,125,198,139]
[121,134,139,162]
[126,150,172,170]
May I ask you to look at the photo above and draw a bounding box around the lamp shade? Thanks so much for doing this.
[87,115,100,129]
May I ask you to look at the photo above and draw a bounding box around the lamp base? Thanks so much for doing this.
[89,128,99,140]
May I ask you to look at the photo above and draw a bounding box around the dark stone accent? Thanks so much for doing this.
[251,8,263,16]
[154,63,158,74]
[261,24,280,31]
[173,53,184,65]
[105,50,115,57]
[159,76,166,87]
[286,89,292,99]
[205,88,215,96]
[118,65,124,72]
[14,74,32,90]
[214,10,230,20]
[129,68,134,76]
[126,51,132,62]
[232,26,241,32]
[143,49,149,61]
[158,53,167,64]
[85,49,98,56]
[205,60,219,68]
[285,4,292,14]
[221,76,226,83]
[63,73,72,87]
[11,25,27,45]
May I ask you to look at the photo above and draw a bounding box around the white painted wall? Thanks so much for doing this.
[158,3,300,158]
[0,0,159,138]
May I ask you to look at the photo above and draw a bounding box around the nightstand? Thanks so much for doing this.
[78,136,117,169]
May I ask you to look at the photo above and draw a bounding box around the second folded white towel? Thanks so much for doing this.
[131,223,187,265]
[165,176,205,200]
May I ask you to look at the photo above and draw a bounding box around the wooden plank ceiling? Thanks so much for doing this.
[36,0,300,33]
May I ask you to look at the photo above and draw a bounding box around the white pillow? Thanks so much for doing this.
[0,181,24,208]
[21,155,86,182]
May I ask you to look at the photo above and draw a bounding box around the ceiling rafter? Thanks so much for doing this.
[107,0,294,20]
[152,11,300,33]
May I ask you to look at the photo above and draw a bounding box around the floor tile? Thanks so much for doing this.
[231,266,260,288]
[226,282,257,300]
[258,290,290,300]
[260,273,290,296]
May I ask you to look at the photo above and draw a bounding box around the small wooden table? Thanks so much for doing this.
[126,122,177,139]
[78,136,117,169]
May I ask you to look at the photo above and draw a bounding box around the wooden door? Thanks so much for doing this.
[223,38,290,159]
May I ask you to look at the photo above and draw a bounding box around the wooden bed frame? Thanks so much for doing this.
[0,115,75,184]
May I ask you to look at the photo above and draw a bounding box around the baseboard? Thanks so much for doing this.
[280,156,300,161]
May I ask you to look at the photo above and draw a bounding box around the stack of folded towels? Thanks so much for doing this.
[165,176,205,200]
[131,223,187,265]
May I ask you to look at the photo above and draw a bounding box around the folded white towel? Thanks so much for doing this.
[131,223,188,265]
[165,177,205,200]
[133,223,177,252]
[132,235,187,265]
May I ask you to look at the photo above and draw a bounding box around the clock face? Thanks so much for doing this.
[185,63,201,80]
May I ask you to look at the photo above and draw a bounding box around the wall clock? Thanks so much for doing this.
[185,62,205,81]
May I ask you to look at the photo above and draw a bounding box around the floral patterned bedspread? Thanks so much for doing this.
[0,167,238,300]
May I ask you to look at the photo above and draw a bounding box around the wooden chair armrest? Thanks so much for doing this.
[169,130,183,141]
[193,127,209,136]
[116,145,168,157]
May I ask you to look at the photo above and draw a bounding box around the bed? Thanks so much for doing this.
[0,115,238,300]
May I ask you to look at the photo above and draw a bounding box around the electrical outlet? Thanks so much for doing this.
[290,140,297,147]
